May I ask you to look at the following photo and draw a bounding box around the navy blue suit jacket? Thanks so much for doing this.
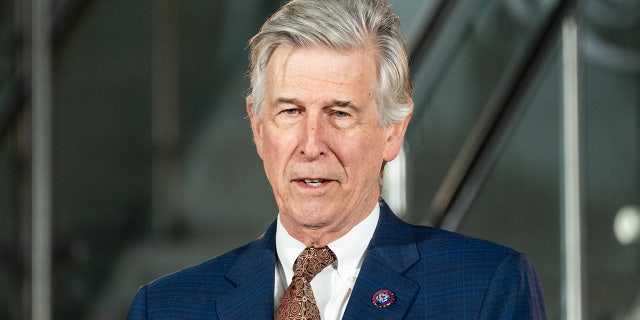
[126,201,546,319]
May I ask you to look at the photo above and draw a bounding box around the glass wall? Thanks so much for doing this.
[404,0,640,319]
[405,1,564,316]
[581,1,640,317]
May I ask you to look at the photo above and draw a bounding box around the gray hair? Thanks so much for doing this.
[247,0,413,126]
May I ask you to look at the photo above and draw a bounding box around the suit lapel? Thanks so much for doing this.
[215,201,421,319]
[342,201,421,320]
[215,221,277,319]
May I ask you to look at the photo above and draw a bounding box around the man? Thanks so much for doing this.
[126,0,546,319]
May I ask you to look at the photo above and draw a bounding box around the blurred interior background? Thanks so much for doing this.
[1,0,639,319]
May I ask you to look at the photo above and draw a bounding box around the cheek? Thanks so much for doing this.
[340,137,385,174]
[262,134,295,168]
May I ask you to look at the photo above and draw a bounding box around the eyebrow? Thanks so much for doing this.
[329,100,354,108]
[275,97,302,106]
[275,97,355,108]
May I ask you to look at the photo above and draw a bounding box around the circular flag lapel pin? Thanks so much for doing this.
[372,289,395,308]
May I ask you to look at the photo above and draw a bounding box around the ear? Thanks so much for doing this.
[382,102,413,162]
[246,96,264,159]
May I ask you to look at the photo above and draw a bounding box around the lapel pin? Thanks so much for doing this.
[372,289,395,308]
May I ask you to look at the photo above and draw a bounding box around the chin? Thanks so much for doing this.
[294,209,334,229]
[296,213,330,229]
[299,221,327,230]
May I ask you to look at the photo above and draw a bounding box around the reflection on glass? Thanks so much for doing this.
[407,0,558,223]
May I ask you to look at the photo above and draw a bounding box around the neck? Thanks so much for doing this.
[279,201,378,247]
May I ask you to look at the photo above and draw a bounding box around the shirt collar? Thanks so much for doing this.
[276,204,380,282]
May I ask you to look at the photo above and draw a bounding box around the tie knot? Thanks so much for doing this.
[293,246,337,282]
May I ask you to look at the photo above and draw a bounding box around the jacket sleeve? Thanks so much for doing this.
[479,252,547,320]
[125,285,148,320]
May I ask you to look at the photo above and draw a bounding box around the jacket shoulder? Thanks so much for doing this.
[126,241,258,319]
[145,241,252,292]
[403,224,546,318]
[411,224,517,260]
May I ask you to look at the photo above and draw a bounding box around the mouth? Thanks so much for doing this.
[294,178,332,188]
[303,179,326,187]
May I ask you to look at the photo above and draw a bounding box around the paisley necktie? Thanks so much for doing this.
[275,246,337,320]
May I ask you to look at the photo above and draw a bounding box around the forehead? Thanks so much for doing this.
[264,45,378,100]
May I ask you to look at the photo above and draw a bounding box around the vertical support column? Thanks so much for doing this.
[31,0,53,319]
[151,0,181,234]
[561,16,584,320]
[383,145,407,218]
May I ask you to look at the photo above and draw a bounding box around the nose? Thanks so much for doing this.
[299,113,326,161]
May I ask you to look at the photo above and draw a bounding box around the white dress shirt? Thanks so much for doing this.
[274,205,380,320]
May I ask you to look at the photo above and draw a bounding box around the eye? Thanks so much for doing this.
[282,108,299,115]
[333,110,349,118]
